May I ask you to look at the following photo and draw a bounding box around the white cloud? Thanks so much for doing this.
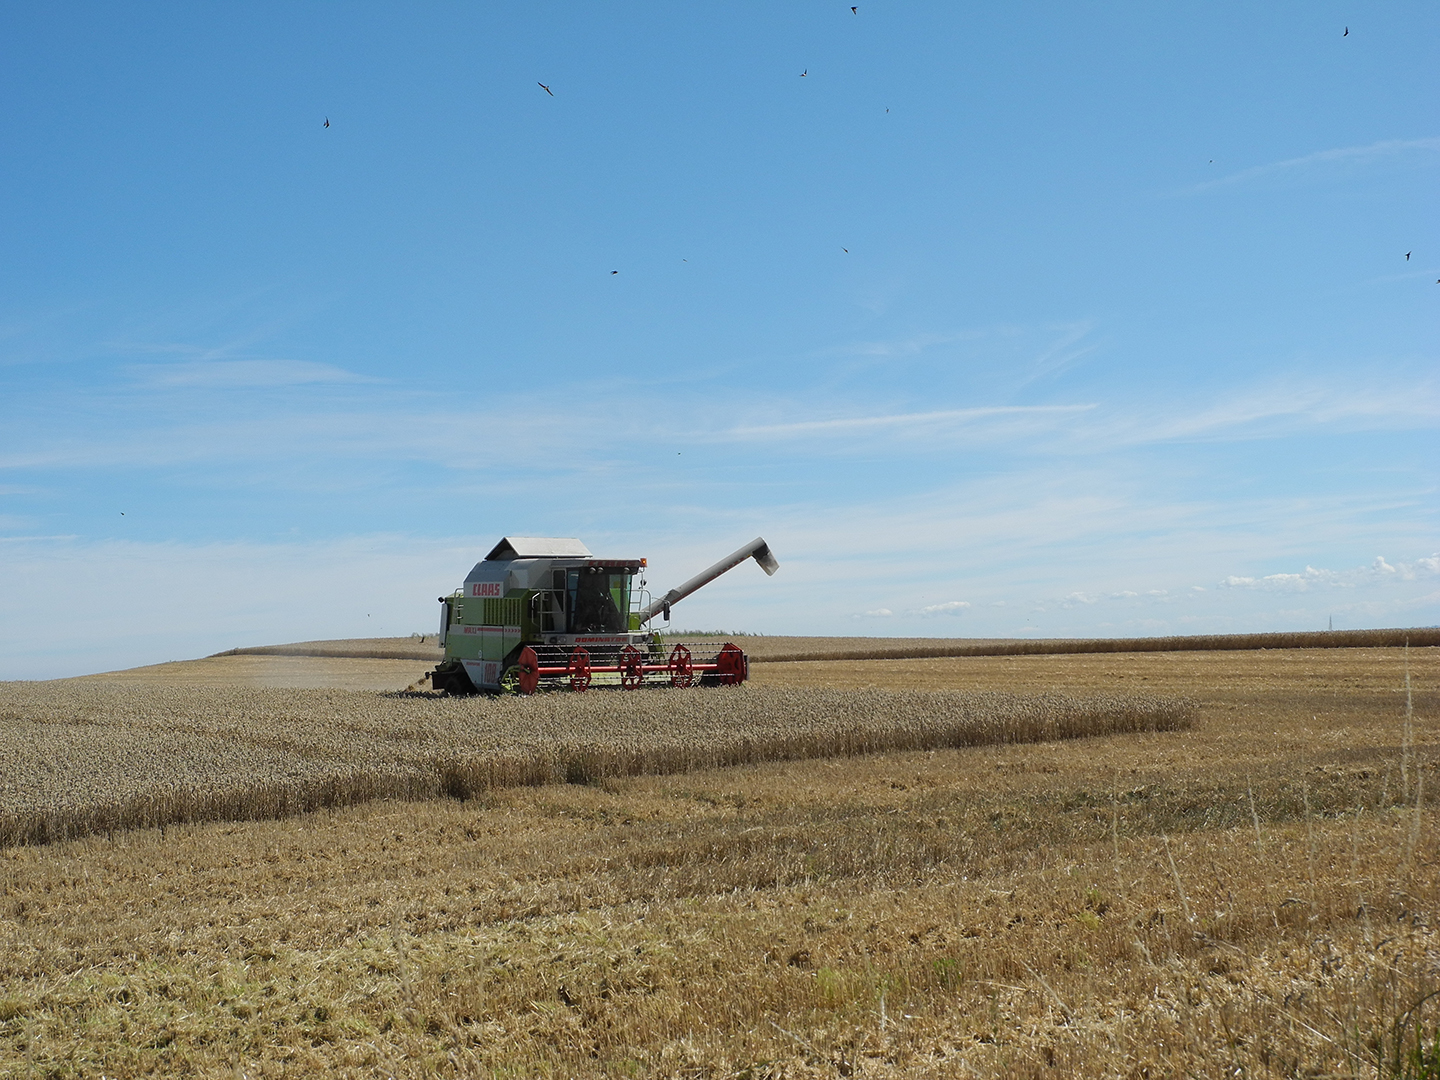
[1218,555,1438,592]
[912,601,971,616]
[857,608,894,618]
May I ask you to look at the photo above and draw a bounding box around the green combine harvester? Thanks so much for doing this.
[429,536,779,694]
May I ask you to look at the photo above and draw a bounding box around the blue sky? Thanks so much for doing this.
[2,2,1437,678]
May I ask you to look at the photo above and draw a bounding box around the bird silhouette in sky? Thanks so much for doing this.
[611,270,618,275]
[323,117,329,128]
[538,82,553,96]
[842,248,848,253]
[1405,252,1411,260]
[1343,26,1349,36]
[800,69,807,77]
[851,6,857,12]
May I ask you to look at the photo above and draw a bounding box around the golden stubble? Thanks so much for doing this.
[0,645,1433,1078]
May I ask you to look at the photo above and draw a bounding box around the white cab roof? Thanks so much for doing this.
[483,536,593,561]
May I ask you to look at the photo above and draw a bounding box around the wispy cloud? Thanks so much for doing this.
[0,403,607,473]
[1103,378,1440,445]
[127,359,376,388]
[1018,322,1098,386]
[834,331,979,359]
[1179,137,1440,195]
[725,404,1095,440]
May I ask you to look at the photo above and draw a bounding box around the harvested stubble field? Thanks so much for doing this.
[0,643,1436,1078]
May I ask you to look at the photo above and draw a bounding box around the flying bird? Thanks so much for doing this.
[611,270,618,275]
[842,248,848,253]
[323,117,330,128]
[1405,252,1411,260]
[800,69,807,77]
[538,82,553,96]
[1343,26,1348,35]
[851,6,857,12]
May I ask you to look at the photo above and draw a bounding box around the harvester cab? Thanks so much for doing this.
[429,536,778,695]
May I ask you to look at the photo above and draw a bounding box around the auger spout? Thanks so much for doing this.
[637,538,779,626]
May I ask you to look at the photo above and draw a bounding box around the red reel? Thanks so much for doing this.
[517,646,541,695]
[713,642,747,685]
[567,646,591,692]
[619,644,644,690]
[668,643,694,688]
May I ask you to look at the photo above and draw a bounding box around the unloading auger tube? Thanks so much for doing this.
[637,537,779,626]
[428,535,779,695]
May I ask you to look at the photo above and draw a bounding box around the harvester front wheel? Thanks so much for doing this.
[430,660,475,695]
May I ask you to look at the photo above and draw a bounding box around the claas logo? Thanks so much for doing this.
[471,583,502,598]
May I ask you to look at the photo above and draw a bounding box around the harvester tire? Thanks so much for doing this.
[430,661,476,696]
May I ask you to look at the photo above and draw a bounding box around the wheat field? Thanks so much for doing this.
[0,643,1435,1077]
[0,684,1186,847]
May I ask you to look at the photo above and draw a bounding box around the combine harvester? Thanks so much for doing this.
[429,536,778,694]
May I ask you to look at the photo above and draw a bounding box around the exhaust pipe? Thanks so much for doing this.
[637,537,778,626]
